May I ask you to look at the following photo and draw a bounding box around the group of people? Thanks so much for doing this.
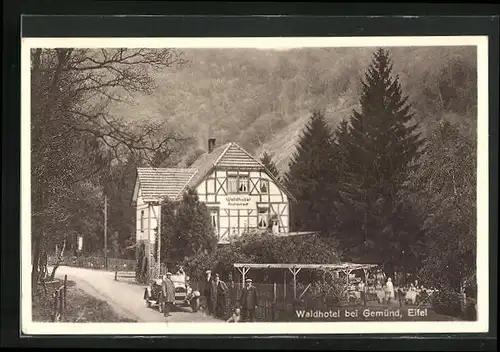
[202,270,259,322]
[356,277,435,306]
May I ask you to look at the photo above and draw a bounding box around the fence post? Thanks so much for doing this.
[273,283,277,321]
[283,271,286,308]
[52,291,58,322]
[115,266,118,281]
[63,275,68,311]
[59,288,64,321]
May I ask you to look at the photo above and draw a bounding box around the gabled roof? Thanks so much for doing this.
[183,142,295,201]
[184,142,266,193]
[133,142,296,202]
[184,142,232,192]
[134,167,196,201]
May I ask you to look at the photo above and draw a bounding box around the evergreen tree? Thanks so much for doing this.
[337,48,424,267]
[260,151,281,180]
[162,188,217,264]
[412,121,476,292]
[284,110,338,232]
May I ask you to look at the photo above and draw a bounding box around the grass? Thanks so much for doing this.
[32,280,136,323]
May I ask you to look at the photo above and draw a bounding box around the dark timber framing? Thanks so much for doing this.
[195,168,289,243]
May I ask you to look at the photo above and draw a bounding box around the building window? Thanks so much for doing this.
[260,179,269,194]
[209,208,218,234]
[140,210,145,232]
[271,219,280,234]
[227,176,238,193]
[227,173,249,194]
[258,207,269,228]
[239,176,248,193]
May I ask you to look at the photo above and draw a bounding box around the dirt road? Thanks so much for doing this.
[52,266,219,323]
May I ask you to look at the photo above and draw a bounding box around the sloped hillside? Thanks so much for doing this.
[110,46,477,174]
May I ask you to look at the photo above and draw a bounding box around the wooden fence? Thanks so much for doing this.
[189,281,446,322]
[51,275,68,322]
[190,281,317,321]
[49,255,136,271]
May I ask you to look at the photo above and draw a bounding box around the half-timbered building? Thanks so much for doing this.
[131,139,295,281]
[133,139,294,243]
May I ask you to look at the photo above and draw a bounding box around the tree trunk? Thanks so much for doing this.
[49,239,66,280]
[32,236,41,296]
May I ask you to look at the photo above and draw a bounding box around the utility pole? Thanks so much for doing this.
[104,194,108,270]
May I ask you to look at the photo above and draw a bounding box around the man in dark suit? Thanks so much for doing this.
[161,272,175,317]
[211,273,229,319]
[203,270,213,315]
[240,278,258,322]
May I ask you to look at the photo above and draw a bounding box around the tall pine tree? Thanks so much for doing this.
[260,152,281,180]
[284,110,338,232]
[337,48,424,267]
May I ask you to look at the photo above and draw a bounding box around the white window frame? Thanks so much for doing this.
[271,218,280,233]
[260,179,269,194]
[258,207,269,229]
[227,175,239,194]
[227,172,249,194]
[209,208,218,235]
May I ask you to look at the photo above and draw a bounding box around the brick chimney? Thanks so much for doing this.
[208,138,216,154]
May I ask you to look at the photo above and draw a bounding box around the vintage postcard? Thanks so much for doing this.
[21,36,489,335]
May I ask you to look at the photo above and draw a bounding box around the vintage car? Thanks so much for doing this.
[144,278,165,312]
[171,273,189,305]
[144,274,200,312]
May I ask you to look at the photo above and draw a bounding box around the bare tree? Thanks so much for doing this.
[30,48,188,294]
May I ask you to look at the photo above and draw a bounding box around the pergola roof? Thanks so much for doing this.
[233,263,379,271]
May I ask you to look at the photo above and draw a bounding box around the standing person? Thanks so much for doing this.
[385,277,395,304]
[162,272,175,317]
[397,286,405,307]
[240,278,259,322]
[228,273,238,311]
[359,280,366,305]
[203,270,213,315]
[212,273,228,319]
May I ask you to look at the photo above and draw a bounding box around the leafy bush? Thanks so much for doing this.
[182,250,215,282]
[182,232,340,284]
[463,300,477,321]
[431,287,462,317]
[309,276,347,306]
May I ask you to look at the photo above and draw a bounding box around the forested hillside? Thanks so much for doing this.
[31,46,478,291]
[109,46,477,173]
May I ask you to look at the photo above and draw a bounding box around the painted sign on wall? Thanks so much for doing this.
[219,195,253,209]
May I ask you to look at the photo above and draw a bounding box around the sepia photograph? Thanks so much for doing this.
[21,36,489,335]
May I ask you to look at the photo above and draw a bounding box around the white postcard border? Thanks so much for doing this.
[21,35,489,335]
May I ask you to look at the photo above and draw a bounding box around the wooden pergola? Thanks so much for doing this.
[234,263,379,300]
